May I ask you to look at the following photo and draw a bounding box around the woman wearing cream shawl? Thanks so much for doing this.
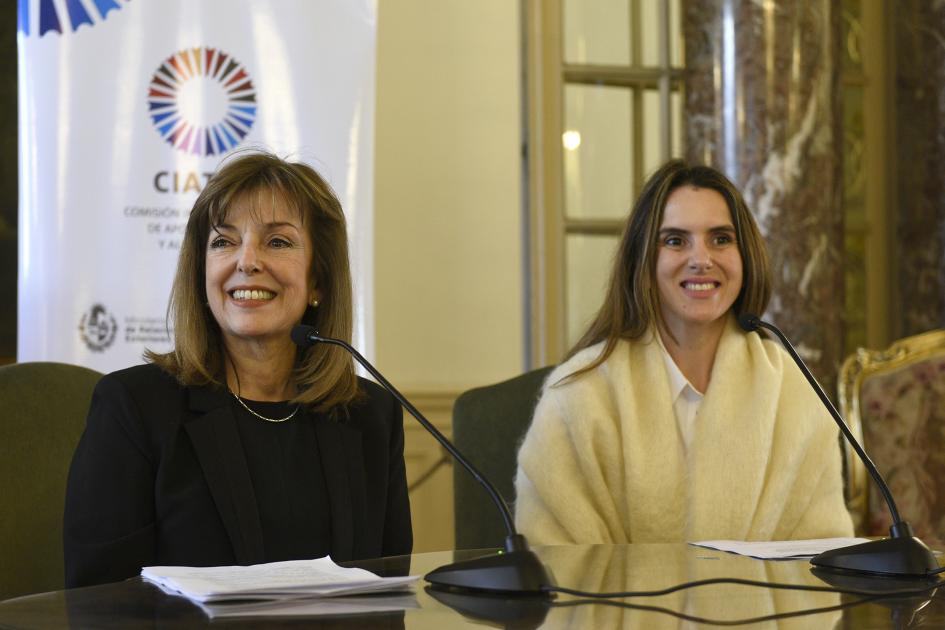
[515,160,853,544]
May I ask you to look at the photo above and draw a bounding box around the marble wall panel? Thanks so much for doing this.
[684,0,844,393]
[892,2,945,338]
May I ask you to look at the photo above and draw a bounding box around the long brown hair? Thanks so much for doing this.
[146,150,359,411]
[565,159,771,377]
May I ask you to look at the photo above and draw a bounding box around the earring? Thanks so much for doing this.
[310,298,319,308]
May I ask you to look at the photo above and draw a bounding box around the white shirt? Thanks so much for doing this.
[659,343,704,453]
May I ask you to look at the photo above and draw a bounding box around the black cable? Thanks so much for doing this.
[929,565,945,575]
[542,577,943,627]
[542,575,943,600]
[552,593,886,627]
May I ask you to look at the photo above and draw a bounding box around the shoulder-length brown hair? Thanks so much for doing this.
[565,159,772,375]
[146,150,359,411]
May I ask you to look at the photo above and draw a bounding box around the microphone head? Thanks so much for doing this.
[737,312,761,332]
[291,324,318,348]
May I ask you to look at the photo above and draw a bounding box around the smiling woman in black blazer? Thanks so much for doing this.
[64,152,412,588]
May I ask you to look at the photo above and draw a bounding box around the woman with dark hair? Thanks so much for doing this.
[64,151,411,587]
[514,160,852,544]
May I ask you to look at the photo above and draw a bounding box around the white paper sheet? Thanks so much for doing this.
[690,537,872,560]
[141,556,419,603]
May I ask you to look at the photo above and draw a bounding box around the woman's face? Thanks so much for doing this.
[205,191,316,349]
[655,185,743,337]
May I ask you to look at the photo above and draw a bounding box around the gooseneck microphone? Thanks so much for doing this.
[737,313,939,578]
[291,325,554,596]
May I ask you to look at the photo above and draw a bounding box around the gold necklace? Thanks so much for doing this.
[231,392,300,423]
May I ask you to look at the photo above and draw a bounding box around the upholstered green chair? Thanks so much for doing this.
[838,330,945,543]
[0,362,102,600]
[452,366,554,550]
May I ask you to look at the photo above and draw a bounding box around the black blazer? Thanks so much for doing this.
[64,364,412,588]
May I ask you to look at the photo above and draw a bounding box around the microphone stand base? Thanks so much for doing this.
[810,536,939,578]
[424,548,554,596]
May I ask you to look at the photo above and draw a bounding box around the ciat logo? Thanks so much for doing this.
[18,0,131,37]
[147,47,258,156]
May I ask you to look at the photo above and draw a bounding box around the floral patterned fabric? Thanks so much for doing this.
[859,356,945,544]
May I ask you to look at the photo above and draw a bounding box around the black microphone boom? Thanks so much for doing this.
[737,313,939,578]
[291,325,554,596]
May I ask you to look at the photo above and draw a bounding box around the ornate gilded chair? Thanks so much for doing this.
[838,330,945,543]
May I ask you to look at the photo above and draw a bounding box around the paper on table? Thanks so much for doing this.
[690,537,872,560]
[141,556,419,603]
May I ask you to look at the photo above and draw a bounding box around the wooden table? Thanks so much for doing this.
[1,543,942,628]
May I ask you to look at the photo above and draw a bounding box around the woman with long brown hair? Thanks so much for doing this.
[514,160,852,544]
[64,152,411,587]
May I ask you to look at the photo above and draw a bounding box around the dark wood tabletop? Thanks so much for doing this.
[1,543,942,629]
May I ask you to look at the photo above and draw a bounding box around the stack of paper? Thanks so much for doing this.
[141,556,419,608]
[690,537,872,560]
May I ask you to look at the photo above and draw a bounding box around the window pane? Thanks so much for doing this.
[564,84,633,219]
[671,87,683,158]
[563,0,631,65]
[669,0,682,67]
[565,234,622,347]
[640,0,660,67]
[642,88,663,176]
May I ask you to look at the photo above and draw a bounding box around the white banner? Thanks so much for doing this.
[17,0,376,371]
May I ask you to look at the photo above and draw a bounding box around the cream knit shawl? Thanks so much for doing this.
[514,316,854,544]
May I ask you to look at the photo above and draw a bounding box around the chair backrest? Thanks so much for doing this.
[0,362,102,600]
[452,366,554,550]
[838,330,945,542]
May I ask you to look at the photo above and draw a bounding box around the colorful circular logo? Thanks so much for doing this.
[19,0,130,37]
[147,47,257,156]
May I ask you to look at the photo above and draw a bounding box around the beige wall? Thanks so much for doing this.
[374,1,524,551]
